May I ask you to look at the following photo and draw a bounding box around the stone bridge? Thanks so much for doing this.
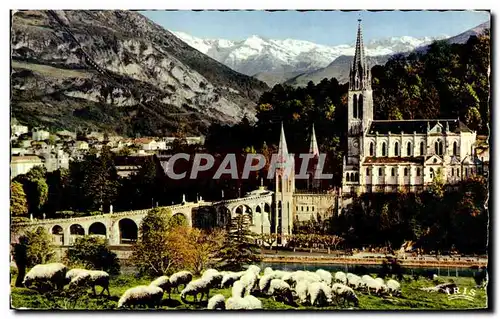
[11,187,275,247]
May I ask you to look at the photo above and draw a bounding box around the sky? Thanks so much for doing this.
[140,10,490,46]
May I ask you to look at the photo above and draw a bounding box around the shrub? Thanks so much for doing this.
[66,236,120,275]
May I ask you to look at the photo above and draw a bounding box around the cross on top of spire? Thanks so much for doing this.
[350,16,371,91]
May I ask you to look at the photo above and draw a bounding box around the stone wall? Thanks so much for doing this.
[292,193,336,222]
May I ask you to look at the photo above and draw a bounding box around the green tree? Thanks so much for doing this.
[13,166,48,217]
[66,236,120,275]
[218,214,261,270]
[18,226,54,267]
[11,181,28,217]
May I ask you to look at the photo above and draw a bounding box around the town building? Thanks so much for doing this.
[10,155,44,178]
[32,128,50,141]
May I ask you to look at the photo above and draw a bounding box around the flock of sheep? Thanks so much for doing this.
[20,262,404,310]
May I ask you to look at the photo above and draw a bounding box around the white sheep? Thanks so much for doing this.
[69,270,110,296]
[221,271,244,288]
[263,267,274,276]
[169,270,193,293]
[308,281,333,307]
[346,273,362,290]
[335,271,348,285]
[331,283,359,307]
[269,279,294,304]
[258,274,275,294]
[180,278,210,303]
[150,276,172,299]
[287,271,320,287]
[65,268,89,284]
[316,269,333,286]
[23,263,67,291]
[295,280,310,304]
[226,295,263,310]
[202,268,224,289]
[207,294,226,310]
[118,285,163,309]
[240,271,259,295]
[232,280,245,298]
[246,265,260,275]
[386,279,402,296]
[362,275,386,295]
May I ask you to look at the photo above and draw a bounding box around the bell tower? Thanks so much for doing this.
[347,18,373,165]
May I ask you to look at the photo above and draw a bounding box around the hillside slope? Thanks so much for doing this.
[11,10,269,136]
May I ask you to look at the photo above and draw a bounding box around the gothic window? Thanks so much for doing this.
[366,168,370,175]
[407,142,412,156]
[453,141,458,156]
[346,173,350,182]
[312,207,315,212]
[307,206,309,212]
[435,140,443,155]
[391,168,395,176]
[452,168,454,176]
[417,168,421,176]
[358,95,363,119]
[430,168,434,179]
[404,168,408,176]
[278,175,282,192]
[369,142,374,156]
[355,173,359,181]
[394,142,400,157]
[382,142,387,156]
[379,168,383,176]
[420,142,424,156]
[351,173,355,181]
[353,94,358,118]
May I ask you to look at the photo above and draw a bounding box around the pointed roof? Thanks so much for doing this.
[350,18,370,90]
[277,122,289,164]
[309,124,319,157]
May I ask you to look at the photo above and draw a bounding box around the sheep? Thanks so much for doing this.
[65,268,89,284]
[269,279,294,304]
[226,295,263,310]
[180,278,210,303]
[295,280,310,304]
[23,263,67,291]
[69,270,110,296]
[287,271,321,288]
[169,270,193,293]
[150,276,172,299]
[375,277,385,286]
[240,271,259,295]
[207,294,226,310]
[316,269,333,286]
[232,280,245,298]
[117,285,163,309]
[346,273,362,290]
[331,283,359,307]
[246,265,260,275]
[308,281,333,307]
[221,271,245,288]
[362,275,386,295]
[335,271,348,285]
[202,268,224,289]
[386,279,402,297]
[263,267,274,276]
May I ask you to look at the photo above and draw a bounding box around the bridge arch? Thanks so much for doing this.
[69,224,85,235]
[118,218,138,244]
[88,222,107,236]
[217,206,231,228]
[51,225,64,245]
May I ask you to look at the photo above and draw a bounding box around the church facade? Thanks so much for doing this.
[342,20,482,195]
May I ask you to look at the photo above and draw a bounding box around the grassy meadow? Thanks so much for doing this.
[10,268,487,311]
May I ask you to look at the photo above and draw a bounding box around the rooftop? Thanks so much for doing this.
[367,119,473,135]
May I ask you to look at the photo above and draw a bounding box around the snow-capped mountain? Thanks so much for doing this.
[171,30,447,81]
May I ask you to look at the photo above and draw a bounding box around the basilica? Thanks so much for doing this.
[341,20,484,195]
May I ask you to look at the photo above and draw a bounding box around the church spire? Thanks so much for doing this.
[350,18,370,91]
[277,122,289,166]
[309,124,319,157]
